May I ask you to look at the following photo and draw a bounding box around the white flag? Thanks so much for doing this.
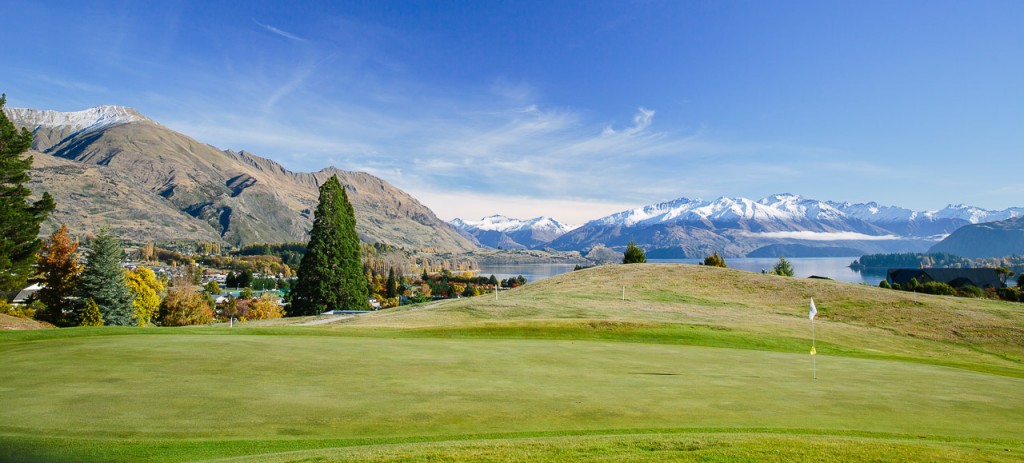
[809,298,817,320]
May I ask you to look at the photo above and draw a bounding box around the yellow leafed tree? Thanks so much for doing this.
[246,293,284,320]
[125,267,165,326]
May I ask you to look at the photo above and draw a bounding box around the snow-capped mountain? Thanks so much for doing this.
[7,105,146,132]
[6,106,150,152]
[450,215,577,250]
[548,194,1024,258]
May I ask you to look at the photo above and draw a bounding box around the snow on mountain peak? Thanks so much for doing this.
[450,215,577,233]
[4,105,147,133]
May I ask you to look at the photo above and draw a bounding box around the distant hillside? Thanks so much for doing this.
[929,216,1024,258]
[7,106,476,252]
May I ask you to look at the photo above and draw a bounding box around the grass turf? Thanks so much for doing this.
[1,264,1022,462]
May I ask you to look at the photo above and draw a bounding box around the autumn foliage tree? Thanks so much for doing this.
[246,293,285,320]
[159,274,213,326]
[125,266,164,326]
[33,224,83,326]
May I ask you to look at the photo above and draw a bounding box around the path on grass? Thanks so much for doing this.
[296,315,354,326]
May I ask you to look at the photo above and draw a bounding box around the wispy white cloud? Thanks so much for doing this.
[33,74,109,94]
[253,19,307,42]
[263,62,319,112]
[745,231,903,241]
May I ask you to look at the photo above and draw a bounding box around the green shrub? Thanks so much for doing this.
[996,288,1020,302]
[0,299,35,320]
[879,280,891,289]
[918,281,955,296]
[956,286,985,298]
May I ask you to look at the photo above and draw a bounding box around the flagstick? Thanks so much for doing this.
[811,317,816,380]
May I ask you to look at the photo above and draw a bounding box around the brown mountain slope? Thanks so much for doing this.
[10,107,475,252]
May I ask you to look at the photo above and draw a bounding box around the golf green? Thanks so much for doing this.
[1,331,1021,462]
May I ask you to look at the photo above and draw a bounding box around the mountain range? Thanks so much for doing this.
[6,105,475,252]
[928,216,1024,258]
[458,194,1023,258]
[7,105,1020,259]
[449,215,577,250]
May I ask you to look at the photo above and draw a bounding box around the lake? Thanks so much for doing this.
[478,257,888,286]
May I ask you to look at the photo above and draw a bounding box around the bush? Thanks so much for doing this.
[918,281,955,296]
[878,280,891,289]
[703,251,727,268]
[956,285,985,298]
[997,288,1020,302]
[0,299,35,320]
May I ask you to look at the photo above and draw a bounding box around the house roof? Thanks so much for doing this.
[887,268,1005,289]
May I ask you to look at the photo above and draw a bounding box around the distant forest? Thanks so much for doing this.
[852,252,1024,275]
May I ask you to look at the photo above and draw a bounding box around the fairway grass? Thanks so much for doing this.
[2,264,1022,462]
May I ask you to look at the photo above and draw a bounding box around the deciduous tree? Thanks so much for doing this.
[246,293,284,320]
[290,175,368,315]
[0,93,55,294]
[125,267,164,326]
[34,224,82,326]
[159,275,213,326]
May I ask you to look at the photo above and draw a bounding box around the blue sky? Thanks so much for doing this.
[3,0,1023,224]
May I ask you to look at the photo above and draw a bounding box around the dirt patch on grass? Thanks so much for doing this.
[0,313,54,330]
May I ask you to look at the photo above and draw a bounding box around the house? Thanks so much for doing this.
[11,283,43,305]
[887,268,1006,290]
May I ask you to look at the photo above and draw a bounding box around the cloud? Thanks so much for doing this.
[744,231,903,241]
[33,74,109,94]
[253,19,307,42]
[263,62,319,112]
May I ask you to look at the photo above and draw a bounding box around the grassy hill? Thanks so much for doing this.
[1,264,1021,462]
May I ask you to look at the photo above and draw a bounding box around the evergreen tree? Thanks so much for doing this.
[76,229,134,325]
[770,256,795,277]
[79,298,104,326]
[0,93,55,294]
[386,267,398,298]
[290,175,368,315]
[237,270,252,288]
[623,240,647,264]
[225,271,238,288]
[34,224,82,326]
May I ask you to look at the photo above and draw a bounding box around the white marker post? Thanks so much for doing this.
[809,298,818,379]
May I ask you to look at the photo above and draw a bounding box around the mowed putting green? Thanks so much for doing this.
[2,264,1023,462]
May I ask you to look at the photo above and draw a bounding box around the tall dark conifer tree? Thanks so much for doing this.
[290,175,368,315]
[76,229,134,325]
[0,93,55,294]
